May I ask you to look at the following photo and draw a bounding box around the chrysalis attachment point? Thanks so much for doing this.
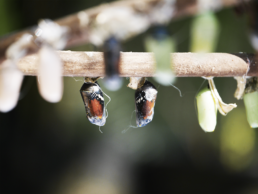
[135,80,157,127]
[127,77,145,90]
[207,78,237,116]
[80,80,106,126]
[234,76,246,100]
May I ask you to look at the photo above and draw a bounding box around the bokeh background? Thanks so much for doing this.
[1,0,258,194]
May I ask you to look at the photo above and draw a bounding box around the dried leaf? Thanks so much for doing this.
[234,76,246,100]
[127,77,145,90]
[208,78,237,116]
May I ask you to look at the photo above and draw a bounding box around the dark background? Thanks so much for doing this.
[1,0,257,194]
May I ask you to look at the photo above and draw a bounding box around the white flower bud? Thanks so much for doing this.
[0,60,23,112]
[37,46,63,103]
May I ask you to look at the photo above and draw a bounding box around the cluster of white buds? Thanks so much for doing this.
[0,34,34,112]
[0,20,68,112]
[35,20,68,103]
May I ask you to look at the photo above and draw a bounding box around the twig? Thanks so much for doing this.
[0,0,252,64]
[16,51,253,77]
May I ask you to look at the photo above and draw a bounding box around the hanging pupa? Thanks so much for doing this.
[103,36,123,91]
[244,91,258,128]
[144,26,176,86]
[135,80,158,127]
[243,77,258,128]
[196,86,217,132]
[190,12,219,53]
[80,78,106,126]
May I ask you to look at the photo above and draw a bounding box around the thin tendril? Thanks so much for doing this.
[99,126,103,133]
[122,110,138,133]
[72,77,84,82]
[170,84,182,97]
[102,90,111,119]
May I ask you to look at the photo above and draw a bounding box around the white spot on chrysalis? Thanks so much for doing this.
[145,87,157,101]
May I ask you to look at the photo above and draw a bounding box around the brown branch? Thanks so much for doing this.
[0,0,252,63]
[17,51,254,77]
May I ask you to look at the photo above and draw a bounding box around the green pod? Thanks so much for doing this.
[196,87,217,132]
[190,12,219,53]
[243,91,258,128]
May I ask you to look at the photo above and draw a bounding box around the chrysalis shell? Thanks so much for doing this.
[196,87,217,132]
[135,80,157,127]
[80,82,106,126]
[243,91,258,128]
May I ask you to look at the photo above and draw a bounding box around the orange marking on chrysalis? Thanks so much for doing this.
[89,99,103,118]
[143,100,155,119]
